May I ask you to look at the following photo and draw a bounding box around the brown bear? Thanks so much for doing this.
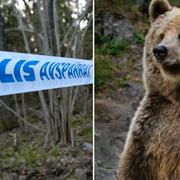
[118,0,180,179]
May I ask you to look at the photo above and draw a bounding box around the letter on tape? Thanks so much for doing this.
[0,51,93,96]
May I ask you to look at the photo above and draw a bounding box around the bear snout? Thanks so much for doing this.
[153,45,168,63]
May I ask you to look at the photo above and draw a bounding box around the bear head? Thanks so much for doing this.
[143,0,180,104]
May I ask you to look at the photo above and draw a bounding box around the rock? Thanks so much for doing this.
[95,98,139,180]
[75,168,87,180]
[82,142,93,153]
[95,99,134,122]
[6,173,18,180]
[95,165,117,180]
[95,129,101,136]
[96,12,134,41]
[19,176,26,180]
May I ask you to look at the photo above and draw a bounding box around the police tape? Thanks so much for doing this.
[0,51,93,96]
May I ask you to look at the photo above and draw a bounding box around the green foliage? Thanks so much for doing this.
[95,57,114,88]
[23,145,38,167]
[96,36,129,56]
[71,119,81,128]
[108,39,129,56]
[116,77,128,88]
[47,145,60,157]
[78,127,92,139]
[171,0,180,6]
[95,35,129,88]
[1,147,21,168]
[14,152,22,167]
[95,0,136,13]
[1,143,61,170]
[133,29,145,44]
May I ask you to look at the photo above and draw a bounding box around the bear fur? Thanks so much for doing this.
[118,0,180,179]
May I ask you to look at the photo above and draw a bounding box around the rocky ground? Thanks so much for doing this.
[95,10,147,179]
[95,84,144,179]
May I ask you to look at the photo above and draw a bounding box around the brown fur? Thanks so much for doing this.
[118,0,180,179]
[149,0,172,22]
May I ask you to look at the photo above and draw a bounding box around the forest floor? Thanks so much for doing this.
[0,112,92,180]
[95,7,148,179]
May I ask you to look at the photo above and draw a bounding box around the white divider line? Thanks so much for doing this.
[0,51,93,96]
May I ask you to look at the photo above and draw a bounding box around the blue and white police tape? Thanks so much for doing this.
[0,51,93,96]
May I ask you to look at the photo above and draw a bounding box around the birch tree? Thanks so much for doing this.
[0,0,92,147]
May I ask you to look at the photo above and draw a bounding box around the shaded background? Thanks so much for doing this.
[95,0,180,179]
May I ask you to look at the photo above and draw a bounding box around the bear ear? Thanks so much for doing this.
[149,0,172,22]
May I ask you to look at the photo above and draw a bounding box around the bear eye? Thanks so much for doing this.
[159,33,164,41]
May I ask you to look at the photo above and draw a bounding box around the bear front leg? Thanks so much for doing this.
[118,135,145,180]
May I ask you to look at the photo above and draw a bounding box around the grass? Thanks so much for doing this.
[132,29,145,44]
[23,145,39,167]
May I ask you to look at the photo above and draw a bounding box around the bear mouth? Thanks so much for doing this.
[161,62,180,75]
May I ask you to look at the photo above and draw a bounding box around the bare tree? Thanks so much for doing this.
[1,0,92,147]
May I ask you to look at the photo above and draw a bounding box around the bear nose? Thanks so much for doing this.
[153,46,168,62]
